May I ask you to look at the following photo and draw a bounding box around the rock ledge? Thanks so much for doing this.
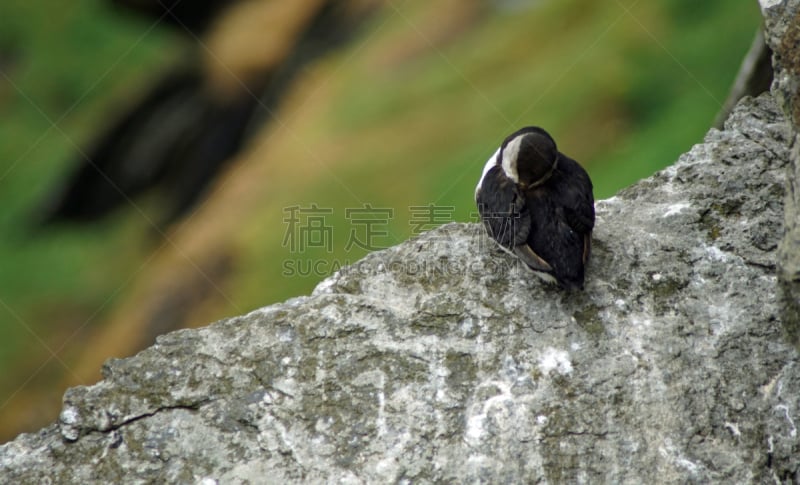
[1,93,798,483]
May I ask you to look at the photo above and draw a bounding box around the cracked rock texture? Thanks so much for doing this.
[0,93,798,483]
[762,0,800,345]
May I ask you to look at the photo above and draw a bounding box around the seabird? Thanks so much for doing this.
[475,126,595,290]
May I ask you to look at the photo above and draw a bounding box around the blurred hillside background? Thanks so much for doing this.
[0,0,762,441]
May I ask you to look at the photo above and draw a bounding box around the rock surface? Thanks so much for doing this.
[0,93,798,483]
[762,0,800,345]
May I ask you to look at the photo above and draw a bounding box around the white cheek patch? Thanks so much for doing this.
[475,148,501,197]
[501,136,523,183]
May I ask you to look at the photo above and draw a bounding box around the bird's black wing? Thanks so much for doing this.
[555,154,595,265]
[476,165,530,248]
[523,189,584,288]
[554,154,595,236]
[476,166,555,273]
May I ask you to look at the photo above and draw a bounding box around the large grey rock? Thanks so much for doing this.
[761,0,800,345]
[1,94,798,483]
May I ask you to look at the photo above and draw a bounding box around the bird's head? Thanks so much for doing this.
[499,127,558,189]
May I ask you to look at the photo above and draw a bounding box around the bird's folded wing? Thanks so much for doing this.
[513,244,553,272]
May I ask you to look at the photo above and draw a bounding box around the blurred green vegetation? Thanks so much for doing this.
[0,0,760,437]
[0,1,182,370]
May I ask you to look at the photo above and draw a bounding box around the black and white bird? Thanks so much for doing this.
[475,126,595,290]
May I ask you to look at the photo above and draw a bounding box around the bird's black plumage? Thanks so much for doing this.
[475,127,594,290]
